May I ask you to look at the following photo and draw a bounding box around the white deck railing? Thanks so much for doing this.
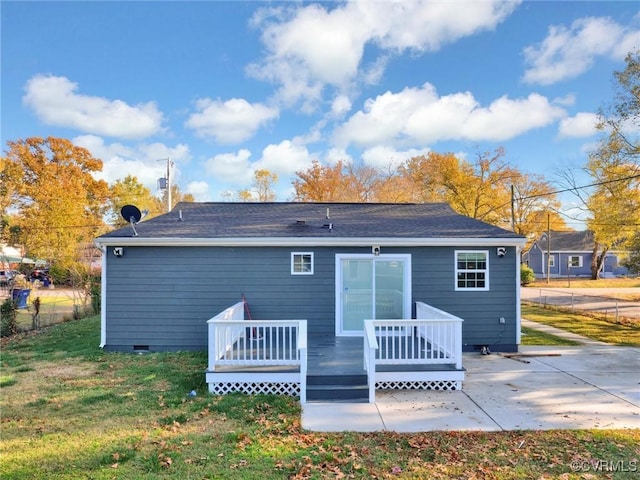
[363,301,464,402]
[206,302,307,402]
[415,301,464,370]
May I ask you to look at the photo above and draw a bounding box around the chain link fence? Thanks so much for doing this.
[523,288,639,323]
[1,286,92,336]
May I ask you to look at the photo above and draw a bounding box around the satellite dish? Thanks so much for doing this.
[120,205,142,236]
[121,205,142,224]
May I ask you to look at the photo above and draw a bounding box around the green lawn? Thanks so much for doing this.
[520,326,580,346]
[521,303,640,346]
[528,277,640,288]
[1,315,638,479]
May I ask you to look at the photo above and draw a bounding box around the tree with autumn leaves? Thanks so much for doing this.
[559,50,640,278]
[0,136,571,271]
[1,137,110,267]
[586,50,639,278]
[294,149,567,244]
[2,137,198,270]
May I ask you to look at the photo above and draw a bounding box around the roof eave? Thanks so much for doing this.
[95,236,527,248]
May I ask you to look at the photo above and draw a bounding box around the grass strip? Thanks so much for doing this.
[520,326,580,346]
[521,304,640,346]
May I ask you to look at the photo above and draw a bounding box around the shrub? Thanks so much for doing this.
[521,264,535,285]
[1,298,18,337]
[88,274,101,314]
[48,263,70,286]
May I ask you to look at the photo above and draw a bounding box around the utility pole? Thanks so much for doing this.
[166,157,172,213]
[510,184,516,232]
[157,157,173,212]
[546,212,551,284]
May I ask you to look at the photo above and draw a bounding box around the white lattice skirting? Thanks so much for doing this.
[376,380,461,391]
[209,382,300,397]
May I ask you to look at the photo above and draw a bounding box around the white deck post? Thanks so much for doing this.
[207,320,216,372]
[363,321,378,403]
[454,319,462,369]
[298,320,307,403]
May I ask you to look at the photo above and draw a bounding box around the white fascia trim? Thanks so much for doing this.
[95,236,526,248]
[99,245,107,348]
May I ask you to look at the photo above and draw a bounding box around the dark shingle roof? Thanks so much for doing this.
[538,231,593,251]
[98,202,524,241]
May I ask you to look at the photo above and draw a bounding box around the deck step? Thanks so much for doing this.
[306,374,369,402]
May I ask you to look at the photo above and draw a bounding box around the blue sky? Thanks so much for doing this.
[2,1,639,227]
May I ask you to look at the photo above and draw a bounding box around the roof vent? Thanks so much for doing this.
[295,220,306,226]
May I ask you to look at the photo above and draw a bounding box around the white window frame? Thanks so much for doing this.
[455,250,489,291]
[291,252,314,275]
[547,254,555,267]
[568,255,583,268]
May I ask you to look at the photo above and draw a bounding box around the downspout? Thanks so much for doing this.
[516,245,522,347]
[100,245,107,348]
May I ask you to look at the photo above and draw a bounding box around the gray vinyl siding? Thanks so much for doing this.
[411,246,518,351]
[104,245,518,352]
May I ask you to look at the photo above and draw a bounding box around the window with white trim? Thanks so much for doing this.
[291,252,314,275]
[455,251,489,291]
[547,254,555,267]
[568,255,582,268]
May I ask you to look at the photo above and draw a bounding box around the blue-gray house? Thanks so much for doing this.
[524,230,629,279]
[95,202,526,402]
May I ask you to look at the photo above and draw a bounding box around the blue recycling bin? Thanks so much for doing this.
[11,289,30,309]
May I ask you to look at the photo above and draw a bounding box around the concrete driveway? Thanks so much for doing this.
[302,344,640,432]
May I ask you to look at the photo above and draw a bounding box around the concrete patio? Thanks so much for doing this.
[302,342,640,432]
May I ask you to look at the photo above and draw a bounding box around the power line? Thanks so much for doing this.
[516,173,640,202]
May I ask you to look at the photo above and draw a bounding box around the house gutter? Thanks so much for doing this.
[516,244,523,346]
[95,236,527,248]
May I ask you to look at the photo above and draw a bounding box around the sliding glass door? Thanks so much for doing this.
[336,254,411,335]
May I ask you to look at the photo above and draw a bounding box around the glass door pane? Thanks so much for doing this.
[375,260,404,319]
[341,259,373,332]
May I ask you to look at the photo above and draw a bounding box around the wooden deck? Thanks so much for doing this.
[307,335,364,375]
[207,306,465,402]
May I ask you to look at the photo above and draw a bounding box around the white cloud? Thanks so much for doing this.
[522,17,639,85]
[249,3,367,104]
[361,146,430,170]
[558,112,598,138]
[331,95,352,118]
[252,140,314,180]
[612,29,640,59]
[356,0,520,51]
[73,135,190,192]
[23,75,164,139]
[73,134,136,163]
[185,181,211,201]
[249,0,519,109]
[558,111,639,141]
[361,56,389,86]
[252,140,315,200]
[553,94,576,107]
[205,149,253,184]
[334,83,565,148]
[185,97,279,144]
[324,147,353,166]
[205,141,314,199]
